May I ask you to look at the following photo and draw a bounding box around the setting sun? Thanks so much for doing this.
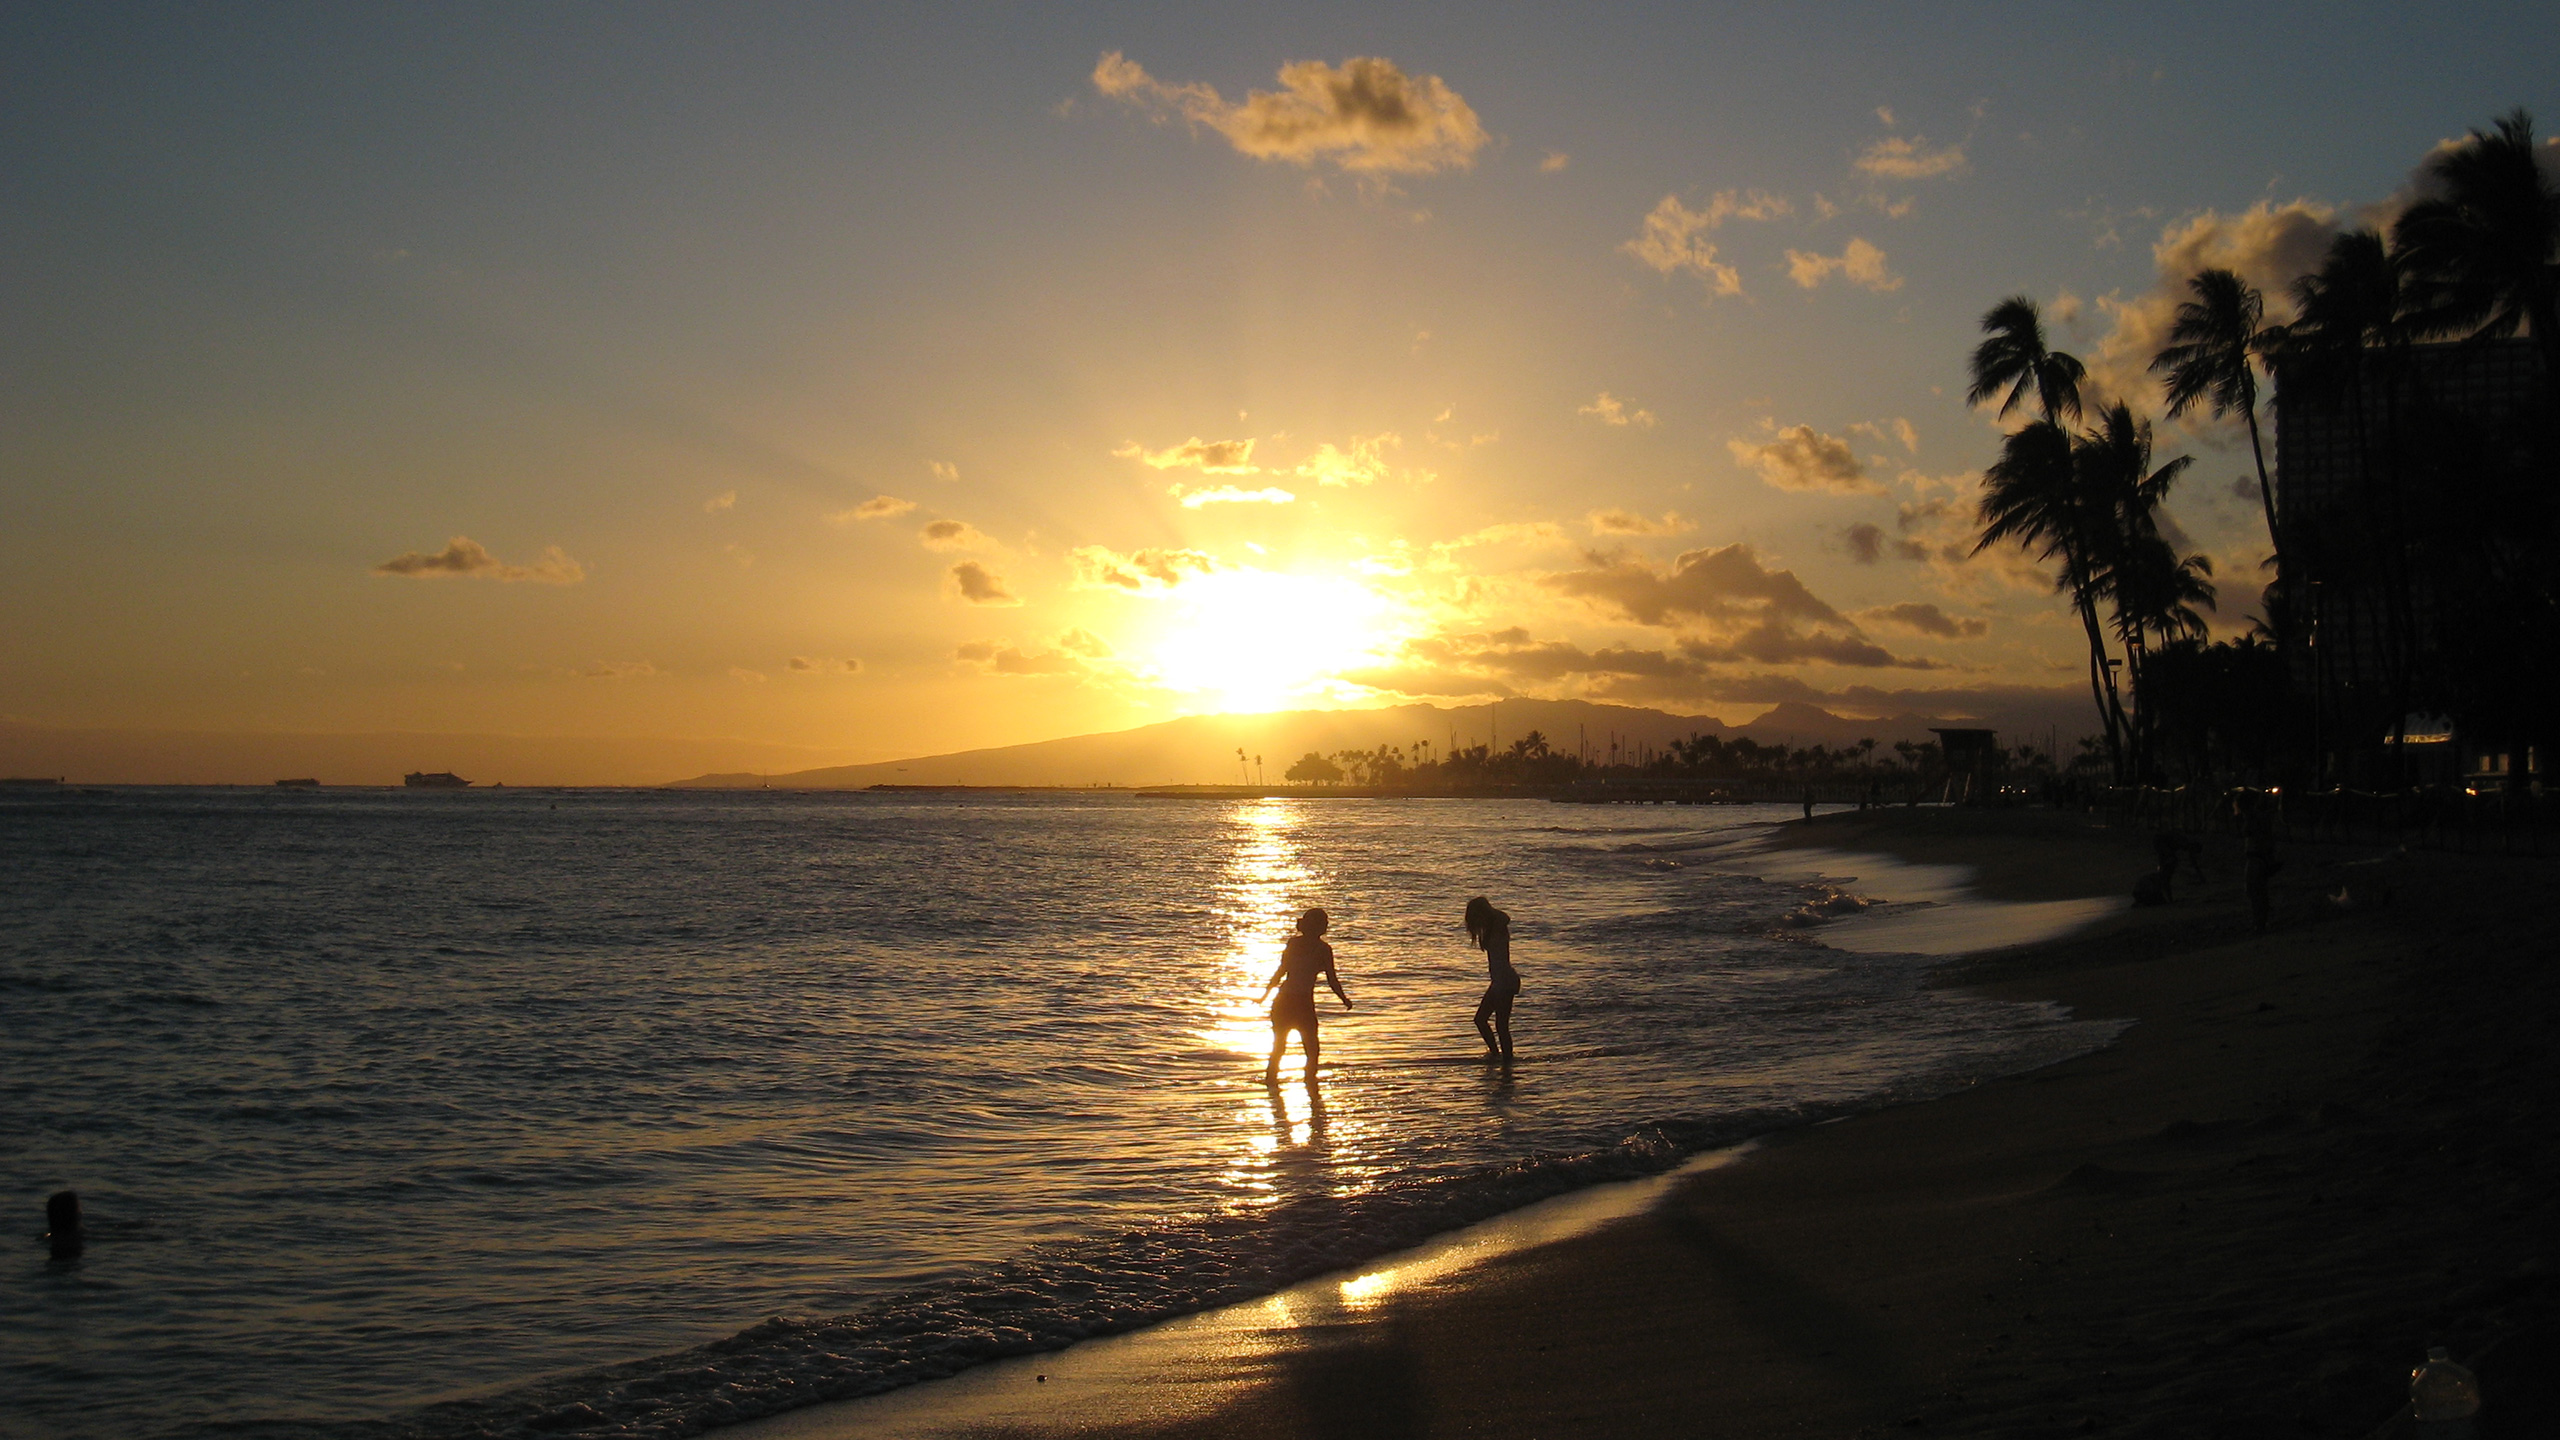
[1141,569,1408,714]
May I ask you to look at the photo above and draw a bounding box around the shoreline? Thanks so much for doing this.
[717,806,2557,1439]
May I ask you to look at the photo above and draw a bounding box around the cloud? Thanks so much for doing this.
[1342,629,1714,701]
[1544,542,1848,630]
[1174,484,1297,507]
[1727,424,1879,493]
[1858,602,1989,639]
[1057,626,1113,658]
[1850,417,1922,453]
[1842,522,1887,564]
[1346,621,2070,714]
[1295,433,1412,487]
[1855,135,1965,179]
[1588,509,1691,536]
[920,519,992,551]
[1071,544,1221,592]
[1783,237,1902,292]
[2080,199,2341,412]
[729,666,767,682]
[1092,52,1488,175]
[948,561,1019,606]
[1578,392,1657,428]
[1345,619,1943,705]
[1619,190,1791,295]
[1686,628,1931,669]
[830,495,916,523]
[569,659,657,679]
[372,536,586,585]
[955,630,1118,678]
[930,461,960,483]
[955,641,1083,676]
[1116,436,1260,473]
[786,655,864,674]
[703,491,737,514]
[1538,150,1570,173]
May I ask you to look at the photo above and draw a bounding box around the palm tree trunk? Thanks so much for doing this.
[2242,403,2282,579]
[2120,634,2141,785]
[2075,589,2126,781]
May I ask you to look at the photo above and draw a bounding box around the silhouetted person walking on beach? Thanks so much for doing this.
[1263,908,1350,1086]
[2153,828,2206,900]
[1464,896,1520,1059]
[2244,806,2283,933]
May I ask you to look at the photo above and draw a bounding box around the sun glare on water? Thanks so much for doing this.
[1144,569,1405,714]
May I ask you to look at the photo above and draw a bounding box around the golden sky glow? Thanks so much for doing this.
[4,8,2552,780]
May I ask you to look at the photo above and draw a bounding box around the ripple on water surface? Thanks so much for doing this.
[0,790,2117,1438]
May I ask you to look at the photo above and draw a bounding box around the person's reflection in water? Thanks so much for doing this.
[1262,908,1351,1087]
[1264,1078,1329,1146]
[1464,897,1520,1060]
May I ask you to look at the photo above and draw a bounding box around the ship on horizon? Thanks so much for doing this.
[403,771,471,789]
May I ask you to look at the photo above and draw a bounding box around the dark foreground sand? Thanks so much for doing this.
[1071,808,2557,1438]
[730,807,2555,1439]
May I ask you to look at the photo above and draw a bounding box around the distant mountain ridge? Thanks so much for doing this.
[670,694,2094,789]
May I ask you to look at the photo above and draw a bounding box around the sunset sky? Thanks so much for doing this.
[8,3,2555,770]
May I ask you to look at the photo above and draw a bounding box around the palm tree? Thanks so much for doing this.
[1974,419,2129,777]
[2111,538,2217,647]
[2072,403,2196,778]
[1968,296,2087,424]
[2151,268,2283,577]
[2392,107,2560,412]
[2073,401,2195,538]
[2109,535,2218,778]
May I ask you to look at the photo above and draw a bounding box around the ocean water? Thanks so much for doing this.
[1,789,2118,1439]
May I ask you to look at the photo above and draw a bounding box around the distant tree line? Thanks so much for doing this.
[1279,729,2090,801]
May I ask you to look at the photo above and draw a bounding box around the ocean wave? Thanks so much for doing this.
[341,999,2129,1440]
[344,1110,1807,1440]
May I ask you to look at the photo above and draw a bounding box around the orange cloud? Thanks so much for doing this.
[1578,392,1657,427]
[1071,544,1220,592]
[948,561,1018,606]
[1116,437,1259,473]
[1784,237,1901,291]
[1855,135,1965,179]
[1727,424,1879,493]
[372,537,585,585]
[830,495,916,522]
[920,520,992,551]
[1093,52,1488,174]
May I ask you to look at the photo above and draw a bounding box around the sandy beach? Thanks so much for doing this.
[729,807,2556,1439]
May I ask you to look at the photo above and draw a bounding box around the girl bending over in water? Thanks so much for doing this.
[1463,896,1519,1059]
[1262,908,1351,1085]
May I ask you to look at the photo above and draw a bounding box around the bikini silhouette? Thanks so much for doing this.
[1262,907,1351,1086]
[1464,896,1520,1059]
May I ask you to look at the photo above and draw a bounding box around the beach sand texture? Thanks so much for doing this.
[736,807,2556,1439]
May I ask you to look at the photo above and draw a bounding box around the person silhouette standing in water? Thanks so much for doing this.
[1262,908,1351,1086]
[1464,896,1520,1059]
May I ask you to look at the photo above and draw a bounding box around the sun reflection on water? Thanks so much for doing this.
[1198,799,1376,1204]
[1195,799,1310,1058]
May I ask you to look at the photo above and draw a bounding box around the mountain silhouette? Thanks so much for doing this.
[669,694,2094,788]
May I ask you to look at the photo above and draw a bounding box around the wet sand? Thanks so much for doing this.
[730,807,2558,1439]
